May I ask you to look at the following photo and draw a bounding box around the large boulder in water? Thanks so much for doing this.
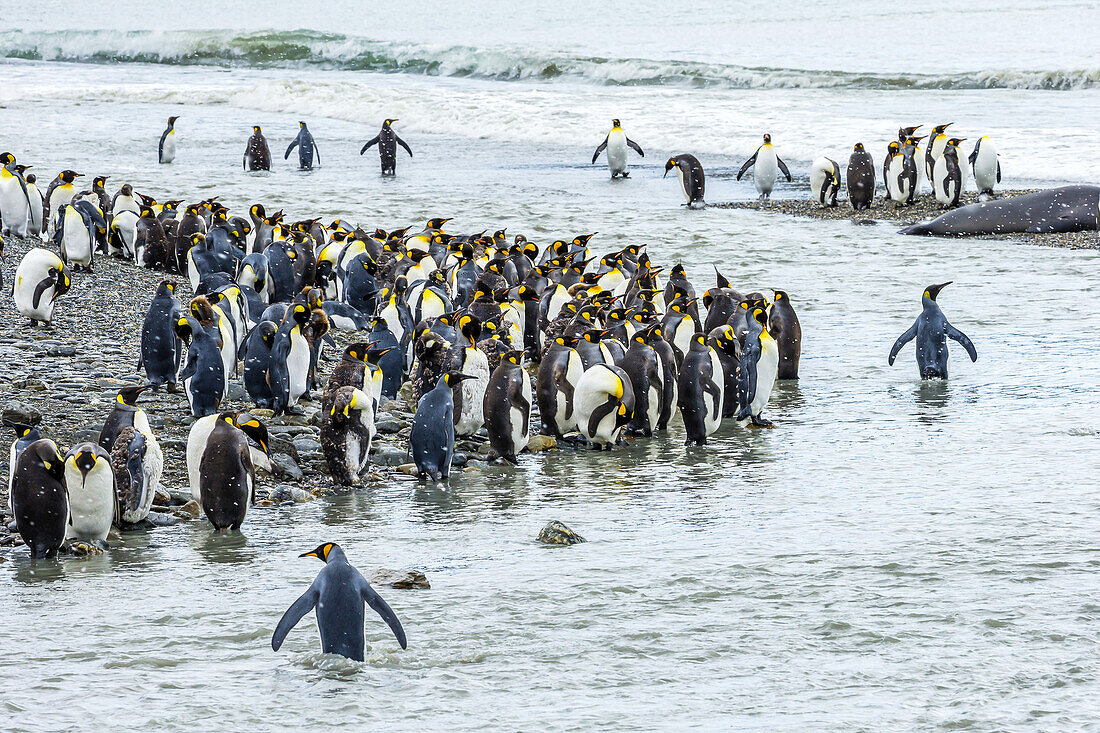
[537,520,586,546]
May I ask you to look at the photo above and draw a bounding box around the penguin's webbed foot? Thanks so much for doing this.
[749,415,774,428]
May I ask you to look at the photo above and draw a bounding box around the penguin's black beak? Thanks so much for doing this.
[927,282,953,300]
[300,542,332,562]
[74,450,97,477]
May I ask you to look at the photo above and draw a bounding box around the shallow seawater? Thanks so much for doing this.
[3,2,1100,730]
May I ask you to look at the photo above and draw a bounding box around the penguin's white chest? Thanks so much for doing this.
[62,207,93,265]
[754,147,779,194]
[704,350,724,434]
[0,173,31,237]
[65,464,114,541]
[162,131,176,163]
[675,165,690,203]
[606,130,629,174]
[751,338,779,415]
[455,348,489,435]
[287,330,310,401]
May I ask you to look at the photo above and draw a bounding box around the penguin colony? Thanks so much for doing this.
[0,116,984,659]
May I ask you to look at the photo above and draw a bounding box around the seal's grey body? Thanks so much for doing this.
[900,185,1100,236]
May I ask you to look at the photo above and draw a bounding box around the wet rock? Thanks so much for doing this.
[396,463,418,476]
[375,419,403,434]
[537,520,587,546]
[11,376,48,391]
[271,453,304,480]
[139,511,180,527]
[270,484,313,503]
[154,487,172,505]
[292,437,322,455]
[452,452,469,467]
[2,401,41,425]
[174,500,202,519]
[370,569,430,589]
[373,446,408,466]
[46,345,77,357]
[168,490,192,506]
[226,382,247,401]
[250,409,274,418]
[527,435,557,452]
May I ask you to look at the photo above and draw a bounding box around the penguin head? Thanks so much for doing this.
[772,289,789,302]
[298,121,306,128]
[383,119,397,128]
[252,125,262,134]
[365,345,393,366]
[93,175,108,189]
[898,125,921,140]
[60,170,82,184]
[116,385,149,407]
[51,267,71,294]
[233,412,270,456]
[459,314,483,342]
[25,173,36,185]
[443,371,476,388]
[168,115,179,126]
[853,142,866,153]
[190,232,206,248]
[120,183,133,196]
[887,141,900,157]
[751,306,769,329]
[30,441,65,480]
[300,542,337,562]
[932,122,953,136]
[189,296,215,325]
[946,138,966,147]
[290,303,310,325]
[69,448,100,478]
[426,217,451,231]
[175,316,195,344]
[923,282,952,301]
[0,152,14,165]
[762,134,772,145]
[663,157,679,177]
[505,349,523,366]
[3,420,37,439]
[522,241,539,260]
[611,119,621,129]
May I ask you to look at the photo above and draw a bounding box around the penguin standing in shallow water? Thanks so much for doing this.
[536,334,583,438]
[269,303,313,416]
[737,134,792,200]
[411,372,474,481]
[5,420,40,509]
[677,333,724,446]
[483,350,531,463]
[64,443,115,547]
[111,426,162,526]
[591,119,644,178]
[664,155,705,208]
[11,439,68,558]
[737,305,779,427]
[846,143,875,211]
[810,157,841,207]
[159,116,178,164]
[243,125,271,171]
[769,290,801,380]
[449,314,490,436]
[360,119,412,176]
[574,363,635,450]
[888,282,977,379]
[272,542,407,661]
[198,414,256,530]
[285,121,320,171]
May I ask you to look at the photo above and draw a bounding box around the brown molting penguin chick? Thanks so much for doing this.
[412,331,451,405]
[320,386,374,486]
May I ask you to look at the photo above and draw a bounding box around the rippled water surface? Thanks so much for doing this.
[2,1,1100,730]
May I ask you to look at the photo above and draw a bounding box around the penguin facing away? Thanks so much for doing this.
[591,119,644,178]
[360,119,412,175]
[243,125,271,171]
[846,143,876,211]
[411,371,474,481]
[888,282,977,379]
[272,542,407,661]
[11,439,68,559]
[483,350,532,464]
[285,121,320,170]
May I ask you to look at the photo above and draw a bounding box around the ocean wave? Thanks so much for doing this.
[1,29,1098,91]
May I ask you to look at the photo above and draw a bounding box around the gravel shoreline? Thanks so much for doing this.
[0,234,538,552]
[712,191,1100,250]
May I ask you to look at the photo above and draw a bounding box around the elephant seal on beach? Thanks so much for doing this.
[899,185,1100,236]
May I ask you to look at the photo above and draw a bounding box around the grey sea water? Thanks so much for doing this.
[1,1,1099,730]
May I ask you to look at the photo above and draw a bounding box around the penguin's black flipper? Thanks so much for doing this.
[591,136,608,164]
[587,395,618,439]
[395,135,413,158]
[359,578,407,649]
[996,160,1001,183]
[313,139,321,167]
[360,136,379,155]
[736,346,759,419]
[271,585,320,651]
[945,323,978,362]
[627,138,644,157]
[888,321,918,366]
[736,151,758,181]
[159,128,170,162]
[284,137,299,160]
[968,148,977,166]
[777,157,792,182]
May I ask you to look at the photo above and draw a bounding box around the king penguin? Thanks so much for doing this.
[809,157,841,207]
[677,333,724,446]
[573,363,635,450]
[846,143,876,211]
[63,443,115,547]
[13,247,70,327]
[360,119,412,176]
[591,119,644,178]
[969,137,1001,200]
[664,155,705,208]
[888,282,977,379]
[411,371,474,481]
[243,125,271,171]
[197,414,257,530]
[483,350,531,464]
[285,121,320,171]
[159,115,178,164]
[272,542,407,661]
[736,134,792,200]
[736,305,779,427]
[11,439,68,559]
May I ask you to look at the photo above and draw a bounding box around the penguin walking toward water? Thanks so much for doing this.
[574,363,634,449]
[111,426,162,526]
[737,134,792,200]
[320,387,375,485]
[591,119,644,178]
[411,372,474,481]
[11,439,68,559]
[664,155,706,208]
[139,280,182,390]
[888,282,977,379]
[272,542,407,661]
[64,444,115,547]
[483,350,531,464]
[197,414,256,530]
[933,141,965,208]
[285,121,320,170]
[176,315,226,417]
[846,143,875,211]
[243,125,271,171]
[360,119,412,176]
[969,137,1001,200]
[13,247,70,327]
[159,116,178,164]
[810,157,841,207]
[736,305,779,427]
[769,290,802,380]
[678,333,724,446]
